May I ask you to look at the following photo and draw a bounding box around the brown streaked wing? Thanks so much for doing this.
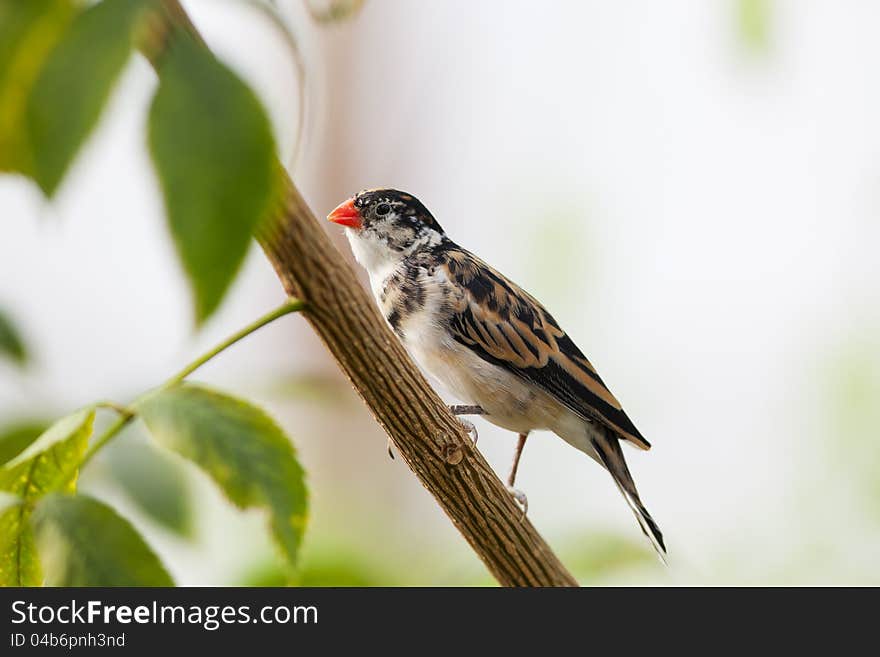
[441,248,650,450]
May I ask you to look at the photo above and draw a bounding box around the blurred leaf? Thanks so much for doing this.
[26,0,154,196]
[106,439,193,537]
[239,546,386,587]
[0,0,75,175]
[263,371,353,405]
[559,532,655,581]
[236,558,293,587]
[0,407,94,499]
[295,550,386,586]
[305,0,365,24]
[148,30,281,324]
[0,419,49,466]
[32,493,174,586]
[136,384,307,569]
[736,0,770,52]
[0,500,41,585]
[825,339,880,505]
[238,541,390,587]
[0,308,28,366]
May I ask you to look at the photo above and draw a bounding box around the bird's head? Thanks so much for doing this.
[327,189,445,272]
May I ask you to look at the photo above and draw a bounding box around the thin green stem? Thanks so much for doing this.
[95,401,135,417]
[80,415,134,469]
[167,297,306,385]
[80,297,305,469]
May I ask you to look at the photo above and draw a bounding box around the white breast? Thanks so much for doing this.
[372,266,562,436]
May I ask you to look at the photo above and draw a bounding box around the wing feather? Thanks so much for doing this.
[440,247,650,449]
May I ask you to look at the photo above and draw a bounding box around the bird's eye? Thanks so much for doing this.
[375,203,391,216]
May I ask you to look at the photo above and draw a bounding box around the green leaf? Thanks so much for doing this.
[0,500,42,586]
[0,0,75,175]
[32,493,174,586]
[148,31,281,324]
[136,384,307,568]
[106,439,194,537]
[0,308,28,366]
[26,0,154,196]
[0,408,93,586]
[0,407,94,499]
[0,420,49,466]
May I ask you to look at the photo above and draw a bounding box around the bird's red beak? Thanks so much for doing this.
[327,198,362,229]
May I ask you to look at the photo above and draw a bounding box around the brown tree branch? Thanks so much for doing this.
[146,0,578,587]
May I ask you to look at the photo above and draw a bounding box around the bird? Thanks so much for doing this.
[327,189,666,558]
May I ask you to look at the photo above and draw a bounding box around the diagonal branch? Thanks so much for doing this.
[145,0,578,587]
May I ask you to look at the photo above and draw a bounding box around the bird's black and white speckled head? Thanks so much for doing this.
[328,189,446,274]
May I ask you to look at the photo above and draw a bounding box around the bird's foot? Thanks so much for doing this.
[506,486,528,519]
[448,405,483,445]
[455,416,479,446]
[390,405,483,459]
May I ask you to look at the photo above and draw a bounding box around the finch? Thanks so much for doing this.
[328,189,666,558]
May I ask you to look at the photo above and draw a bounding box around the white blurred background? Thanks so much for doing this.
[1,0,878,585]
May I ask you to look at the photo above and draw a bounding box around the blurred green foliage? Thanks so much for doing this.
[232,528,658,588]
[0,0,310,587]
[263,371,355,405]
[0,408,94,585]
[0,420,49,468]
[305,0,365,24]
[137,384,308,570]
[148,29,281,324]
[33,493,174,586]
[27,0,150,195]
[0,0,74,176]
[825,338,880,506]
[0,308,29,367]
[3,0,282,326]
[736,0,771,52]
[105,438,194,538]
[559,532,655,582]
[239,544,390,588]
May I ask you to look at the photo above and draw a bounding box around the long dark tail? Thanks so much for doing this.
[591,430,667,562]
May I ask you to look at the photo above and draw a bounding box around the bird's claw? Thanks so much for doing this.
[456,417,478,446]
[389,413,479,460]
[448,405,483,446]
[506,486,528,519]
